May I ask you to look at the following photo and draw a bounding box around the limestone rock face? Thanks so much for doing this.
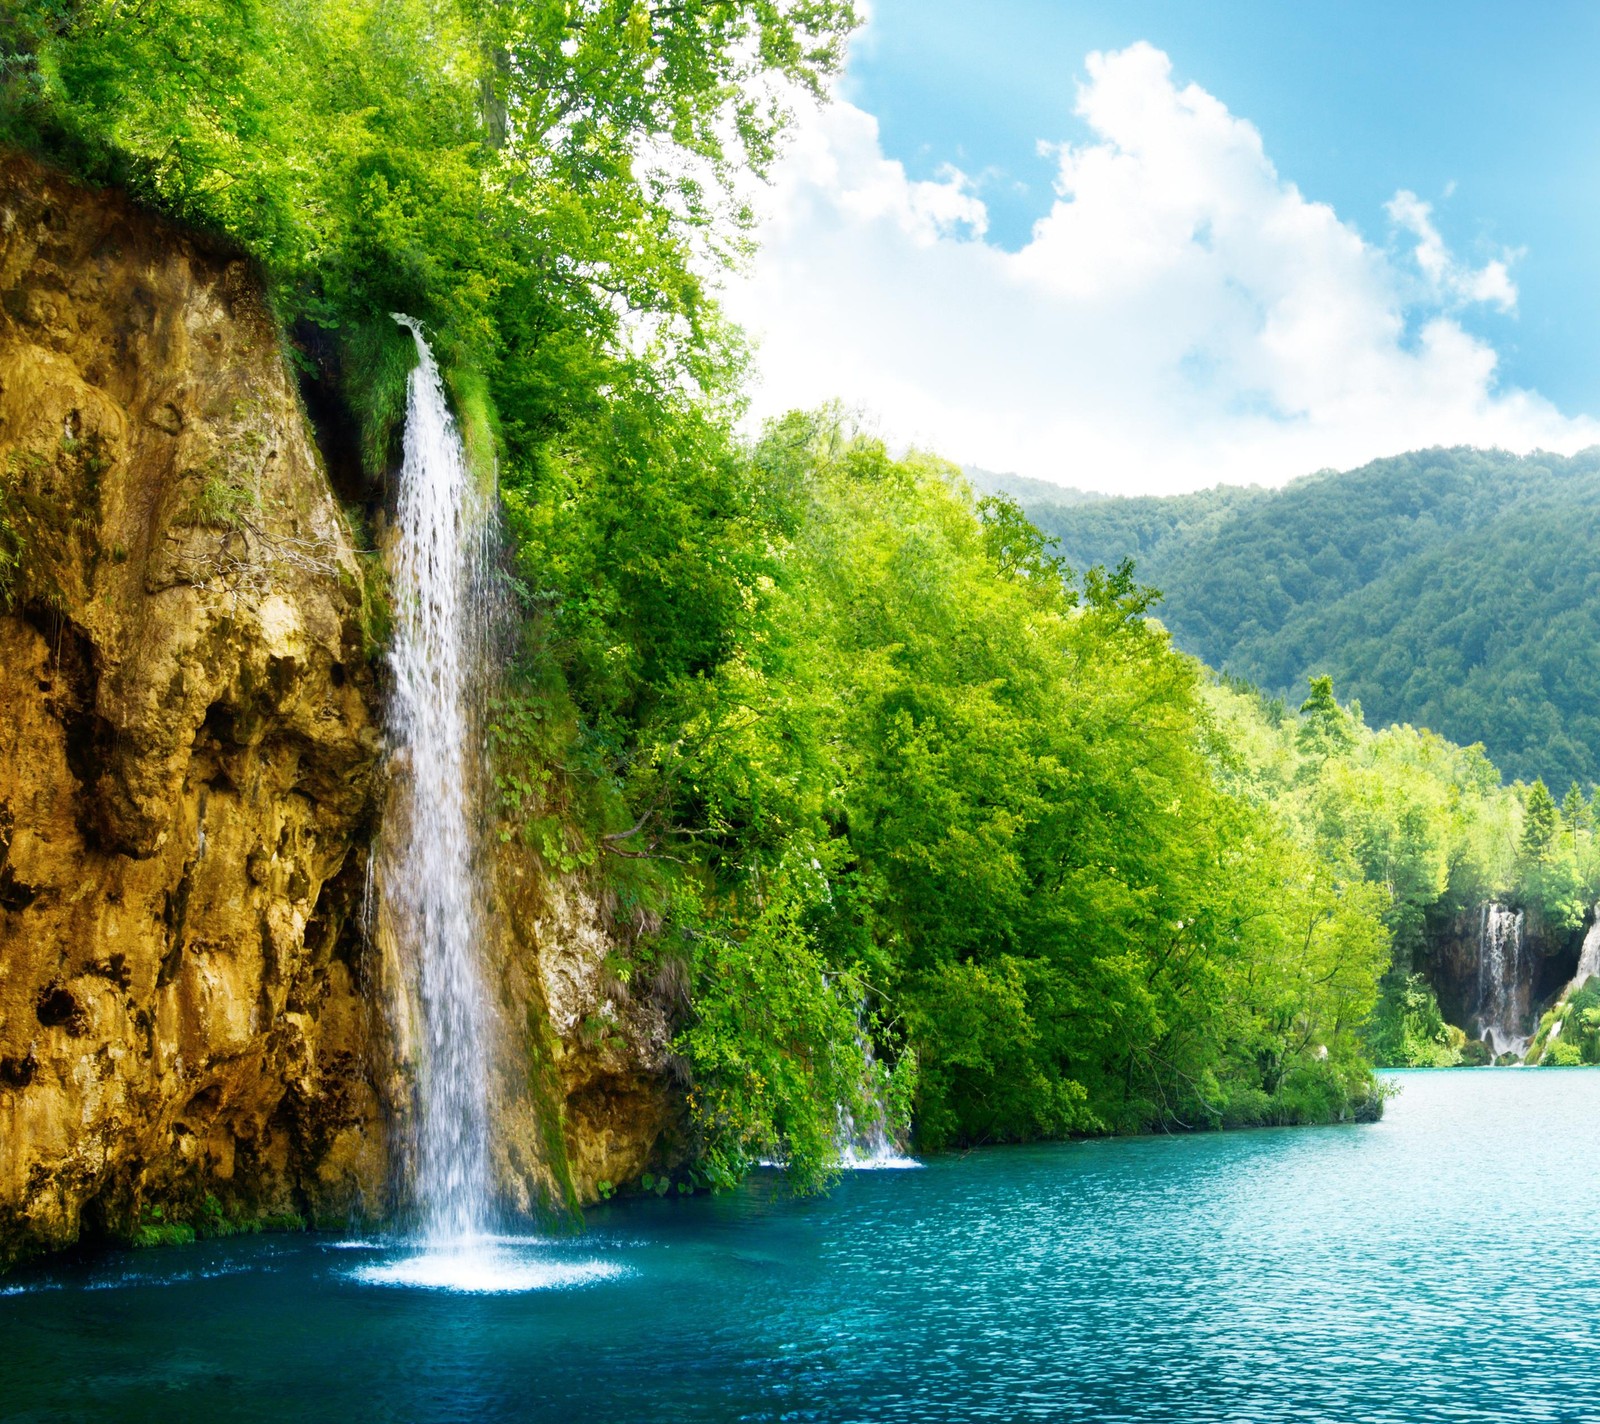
[483,854,683,1210]
[365,819,685,1218]
[0,156,388,1266]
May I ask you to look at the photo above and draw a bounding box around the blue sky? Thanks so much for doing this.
[726,2,1600,493]
[846,0,1600,414]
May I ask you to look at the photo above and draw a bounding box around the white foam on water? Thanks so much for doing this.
[839,1152,923,1171]
[351,1242,626,1294]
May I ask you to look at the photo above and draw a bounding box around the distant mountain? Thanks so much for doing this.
[962,467,1110,509]
[979,447,1600,793]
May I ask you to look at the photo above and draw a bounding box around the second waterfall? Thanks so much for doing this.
[383,316,498,1243]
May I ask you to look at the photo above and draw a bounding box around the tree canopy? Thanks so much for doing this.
[990,447,1600,794]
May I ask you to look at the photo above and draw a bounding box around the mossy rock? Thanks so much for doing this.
[131,1221,196,1249]
[1543,1039,1584,1067]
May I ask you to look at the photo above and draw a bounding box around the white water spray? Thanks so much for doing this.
[384,316,494,1242]
[1570,907,1600,993]
[1475,903,1531,1060]
[837,1010,919,1170]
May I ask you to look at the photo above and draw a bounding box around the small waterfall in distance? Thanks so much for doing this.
[1570,908,1600,991]
[1474,903,1531,1060]
[383,315,493,1244]
[1545,906,1600,1055]
[838,1009,920,1170]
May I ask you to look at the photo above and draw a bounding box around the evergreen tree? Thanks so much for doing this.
[1563,782,1593,836]
[1297,675,1355,763]
[1521,780,1561,867]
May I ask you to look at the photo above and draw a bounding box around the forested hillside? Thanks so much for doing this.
[986,448,1600,791]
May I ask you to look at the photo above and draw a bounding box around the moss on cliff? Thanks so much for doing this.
[522,1004,582,1222]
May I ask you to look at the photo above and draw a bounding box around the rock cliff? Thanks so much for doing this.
[483,858,683,1209]
[0,156,680,1268]
[0,155,387,1266]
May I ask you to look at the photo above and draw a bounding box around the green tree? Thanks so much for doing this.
[1563,782,1592,835]
[2,0,860,456]
[976,492,1072,593]
[1521,780,1561,866]
[1298,675,1356,763]
[673,422,1390,1152]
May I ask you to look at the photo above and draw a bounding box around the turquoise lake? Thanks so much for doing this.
[7,1068,1600,1422]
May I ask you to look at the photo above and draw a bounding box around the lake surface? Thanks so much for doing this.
[8,1069,1600,1422]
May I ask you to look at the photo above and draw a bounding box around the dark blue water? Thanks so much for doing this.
[7,1069,1600,1422]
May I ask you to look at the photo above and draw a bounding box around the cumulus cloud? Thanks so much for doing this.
[722,41,1597,494]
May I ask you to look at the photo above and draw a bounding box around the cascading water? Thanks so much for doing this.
[837,1011,919,1170]
[1510,905,1600,1064]
[837,1097,920,1170]
[358,321,626,1292]
[1544,905,1600,1053]
[1569,907,1600,992]
[382,316,494,1243]
[1474,903,1531,1060]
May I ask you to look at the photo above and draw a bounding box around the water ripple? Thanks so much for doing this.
[9,1071,1600,1422]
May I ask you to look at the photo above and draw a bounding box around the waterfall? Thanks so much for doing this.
[1545,904,1600,1031]
[383,316,494,1242]
[837,1097,920,1170]
[1571,908,1600,991]
[837,1013,919,1170]
[354,323,628,1293]
[1486,904,1600,1068]
[1474,903,1531,1061]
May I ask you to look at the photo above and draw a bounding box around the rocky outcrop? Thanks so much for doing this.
[1424,901,1581,1049]
[485,856,684,1208]
[362,783,685,1221]
[0,156,387,1266]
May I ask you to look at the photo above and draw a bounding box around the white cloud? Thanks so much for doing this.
[723,41,1597,494]
[1386,188,1517,311]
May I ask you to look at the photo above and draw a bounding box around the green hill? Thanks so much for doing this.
[980,447,1600,792]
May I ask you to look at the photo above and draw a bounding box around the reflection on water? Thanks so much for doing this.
[8,1070,1600,1421]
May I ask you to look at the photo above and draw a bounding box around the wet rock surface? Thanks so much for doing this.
[0,155,386,1266]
